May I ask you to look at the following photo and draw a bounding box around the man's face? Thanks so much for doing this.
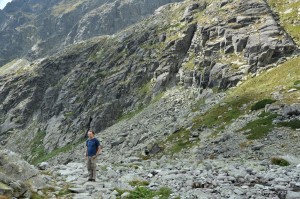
[88,131,94,139]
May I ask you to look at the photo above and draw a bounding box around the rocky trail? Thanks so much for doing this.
[35,158,300,199]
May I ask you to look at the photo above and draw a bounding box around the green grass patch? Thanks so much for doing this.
[31,187,57,199]
[30,138,85,165]
[162,128,194,155]
[117,105,145,122]
[294,80,300,86]
[57,187,72,196]
[129,180,150,187]
[192,99,244,130]
[292,80,300,90]
[240,113,277,140]
[29,130,46,165]
[140,41,165,51]
[30,192,44,199]
[116,186,172,199]
[278,119,300,129]
[251,99,276,111]
[52,0,88,16]
[0,58,31,76]
[191,98,205,112]
[138,81,152,97]
[228,56,300,104]
[271,157,290,166]
[268,0,300,45]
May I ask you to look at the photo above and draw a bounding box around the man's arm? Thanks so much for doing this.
[96,145,102,156]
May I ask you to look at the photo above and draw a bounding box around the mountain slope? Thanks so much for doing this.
[0,0,299,162]
[0,0,184,66]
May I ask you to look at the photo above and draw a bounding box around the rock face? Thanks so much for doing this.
[0,150,47,198]
[0,0,184,66]
[177,0,297,90]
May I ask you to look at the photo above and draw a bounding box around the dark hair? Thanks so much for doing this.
[88,130,95,134]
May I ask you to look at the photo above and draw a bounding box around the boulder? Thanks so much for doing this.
[286,191,300,199]
[283,104,300,116]
[37,162,50,170]
[232,35,248,52]
[0,150,47,198]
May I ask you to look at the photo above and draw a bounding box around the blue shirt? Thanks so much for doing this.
[86,138,100,157]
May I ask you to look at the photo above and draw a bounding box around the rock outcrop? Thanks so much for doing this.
[0,150,47,198]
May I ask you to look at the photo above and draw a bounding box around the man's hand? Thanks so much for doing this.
[92,155,97,160]
[85,155,88,160]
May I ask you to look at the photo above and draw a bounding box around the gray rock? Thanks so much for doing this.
[220,0,230,8]
[121,192,130,199]
[37,162,50,170]
[286,191,300,199]
[232,35,248,52]
[111,138,126,147]
[0,150,47,198]
[283,104,300,116]
[69,187,87,193]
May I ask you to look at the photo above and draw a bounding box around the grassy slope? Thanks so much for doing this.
[51,0,89,16]
[268,0,300,46]
[160,54,300,155]
[0,59,31,76]
[191,56,300,141]
[157,0,300,152]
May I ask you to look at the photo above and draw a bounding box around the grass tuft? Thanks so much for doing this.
[129,180,150,187]
[271,157,290,166]
[278,119,300,129]
[115,186,172,199]
[251,99,276,111]
[239,113,277,140]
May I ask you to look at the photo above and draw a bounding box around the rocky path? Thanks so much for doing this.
[38,157,300,199]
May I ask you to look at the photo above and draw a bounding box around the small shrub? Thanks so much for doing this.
[57,185,72,196]
[251,99,276,111]
[161,128,193,155]
[271,157,290,166]
[129,180,150,187]
[294,80,300,86]
[156,187,172,199]
[278,119,300,129]
[128,186,153,199]
[30,192,44,199]
[191,98,205,112]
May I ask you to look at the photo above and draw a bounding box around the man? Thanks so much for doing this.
[86,130,101,182]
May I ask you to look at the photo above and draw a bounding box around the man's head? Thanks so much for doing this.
[87,130,95,139]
